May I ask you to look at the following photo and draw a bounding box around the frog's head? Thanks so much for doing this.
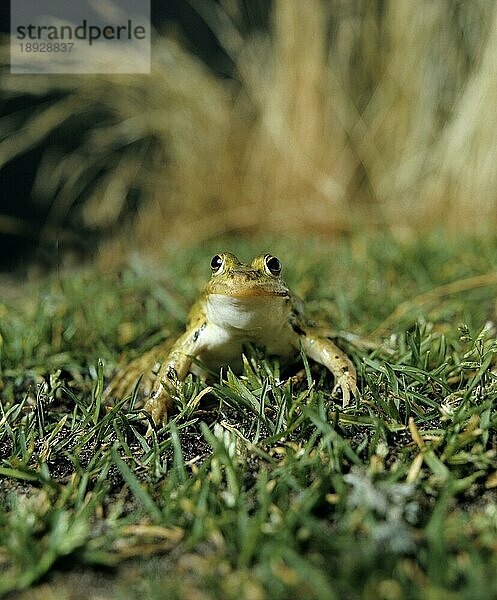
[206,253,289,298]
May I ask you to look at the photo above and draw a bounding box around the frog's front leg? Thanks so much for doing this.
[298,332,358,407]
[144,325,206,427]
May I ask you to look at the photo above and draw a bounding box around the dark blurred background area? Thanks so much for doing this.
[0,1,267,270]
[1,1,496,273]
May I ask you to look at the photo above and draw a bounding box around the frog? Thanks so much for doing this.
[105,252,358,428]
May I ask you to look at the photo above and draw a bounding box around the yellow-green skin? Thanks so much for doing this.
[106,253,357,428]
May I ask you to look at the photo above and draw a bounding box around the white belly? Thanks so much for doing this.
[194,294,298,373]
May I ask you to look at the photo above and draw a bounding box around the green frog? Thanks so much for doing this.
[106,253,358,427]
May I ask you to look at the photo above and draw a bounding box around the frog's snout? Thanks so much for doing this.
[231,269,259,281]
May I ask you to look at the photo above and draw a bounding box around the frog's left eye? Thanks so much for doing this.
[210,254,224,274]
[264,255,281,277]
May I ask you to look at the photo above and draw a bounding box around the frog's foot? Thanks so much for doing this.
[331,372,358,408]
[142,384,174,436]
[103,343,172,407]
[286,368,307,388]
[104,367,154,408]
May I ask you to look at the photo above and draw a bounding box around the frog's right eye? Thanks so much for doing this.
[210,254,224,274]
[264,255,282,277]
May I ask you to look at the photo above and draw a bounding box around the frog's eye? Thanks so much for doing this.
[210,254,224,274]
[264,255,281,277]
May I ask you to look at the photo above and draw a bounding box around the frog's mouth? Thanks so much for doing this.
[208,270,289,298]
[208,282,288,298]
[211,289,288,298]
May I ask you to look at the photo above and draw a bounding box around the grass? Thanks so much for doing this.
[1,230,497,598]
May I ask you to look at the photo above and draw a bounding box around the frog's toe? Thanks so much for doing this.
[332,382,349,407]
[142,386,173,435]
[332,377,358,408]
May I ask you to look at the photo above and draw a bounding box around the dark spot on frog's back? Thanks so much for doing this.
[193,322,207,342]
[290,320,306,336]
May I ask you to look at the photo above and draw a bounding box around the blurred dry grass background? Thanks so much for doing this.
[1,0,496,264]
